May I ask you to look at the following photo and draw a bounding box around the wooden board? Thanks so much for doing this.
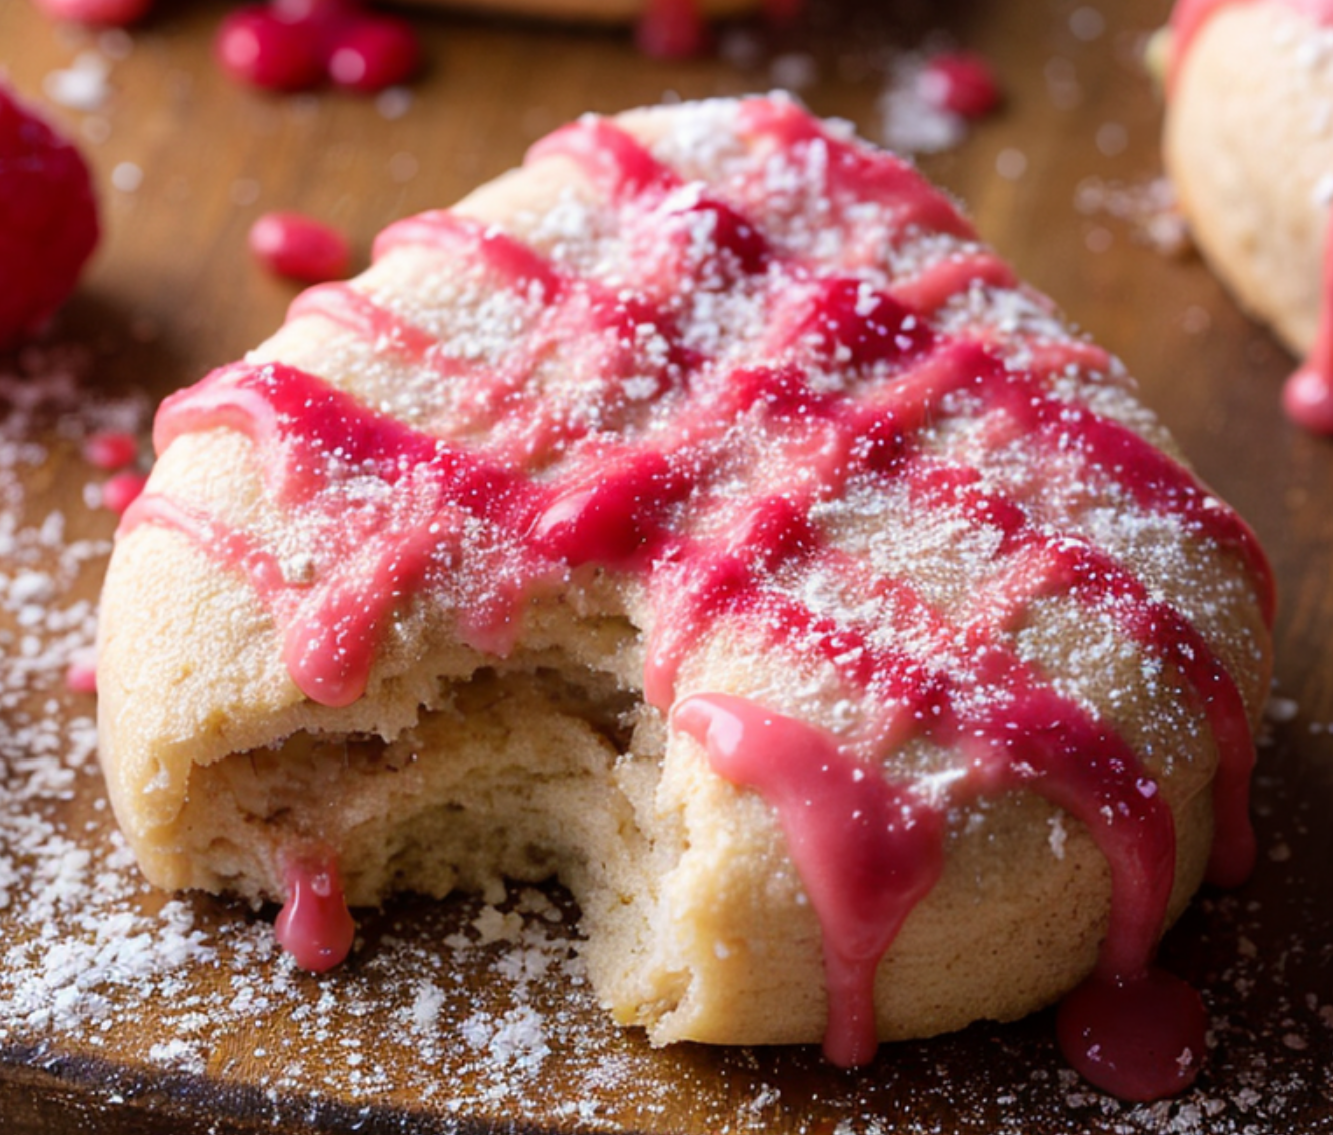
[1,1,1331,1132]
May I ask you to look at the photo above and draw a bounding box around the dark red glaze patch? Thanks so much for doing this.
[126,97,1270,1097]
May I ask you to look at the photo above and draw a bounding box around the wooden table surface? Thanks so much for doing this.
[2,0,1331,1132]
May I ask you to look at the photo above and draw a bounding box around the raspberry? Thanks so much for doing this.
[215,6,326,92]
[100,470,149,514]
[83,430,140,470]
[215,0,422,94]
[249,211,351,283]
[326,15,421,93]
[0,83,99,351]
[918,51,1002,120]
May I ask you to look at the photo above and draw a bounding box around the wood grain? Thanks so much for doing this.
[1,1,1331,1132]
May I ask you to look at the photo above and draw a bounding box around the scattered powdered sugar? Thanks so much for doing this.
[1074,174,1193,257]
[0,333,1325,1131]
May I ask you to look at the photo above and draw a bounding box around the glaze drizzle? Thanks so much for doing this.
[123,97,1271,1098]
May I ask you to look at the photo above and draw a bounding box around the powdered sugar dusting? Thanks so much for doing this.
[0,147,1327,1135]
[0,366,1325,1135]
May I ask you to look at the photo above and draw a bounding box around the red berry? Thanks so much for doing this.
[32,0,152,24]
[326,15,421,93]
[216,6,325,92]
[249,211,351,283]
[0,83,99,351]
[101,470,148,514]
[918,51,1002,120]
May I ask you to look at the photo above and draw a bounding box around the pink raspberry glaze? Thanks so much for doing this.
[121,97,1272,1096]
[1057,966,1209,1102]
[673,694,945,1068]
[1283,210,1333,434]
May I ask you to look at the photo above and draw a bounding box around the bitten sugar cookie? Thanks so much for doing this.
[1161,0,1333,429]
[97,96,1274,1101]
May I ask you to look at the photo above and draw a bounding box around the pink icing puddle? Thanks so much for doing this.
[274,849,357,973]
[124,96,1272,1098]
[1057,968,1208,1102]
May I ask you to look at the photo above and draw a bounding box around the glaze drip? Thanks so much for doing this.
[274,848,357,973]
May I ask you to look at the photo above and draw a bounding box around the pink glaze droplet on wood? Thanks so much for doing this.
[1057,968,1208,1101]
[274,849,357,972]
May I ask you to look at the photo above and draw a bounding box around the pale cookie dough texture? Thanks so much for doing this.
[1164,0,1333,354]
[98,96,1273,1054]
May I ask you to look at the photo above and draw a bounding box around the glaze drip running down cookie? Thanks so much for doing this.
[96,95,1274,1101]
